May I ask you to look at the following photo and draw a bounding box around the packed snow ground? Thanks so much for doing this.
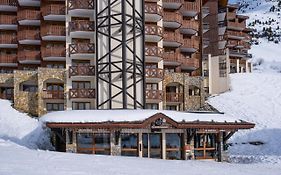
[209,72,281,163]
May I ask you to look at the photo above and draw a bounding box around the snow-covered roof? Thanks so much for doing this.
[40,110,243,124]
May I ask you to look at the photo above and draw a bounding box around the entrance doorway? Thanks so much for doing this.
[142,133,162,159]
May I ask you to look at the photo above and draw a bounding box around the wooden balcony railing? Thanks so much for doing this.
[228,21,246,29]
[182,36,200,50]
[0,33,17,44]
[18,50,40,62]
[18,28,40,40]
[41,24,66,36]
[227,11,236,19]
[181,19,199,31]
[166,92,184,103]
[227,30,245,38]
[163,30,183,43]
[0,0,17,6]
[179,57,200,68]
[69,43,95,55]
[69,66,95,77]
[163,52,180,62]
[0,14,17,24]
[163,12,182,23]
[146,90,163,100]
[145,68,164,79]
[69,89,95,99]
[0,54,17,64]
[69,20,95,32]
[145,3,163,16]
[163,0,183,3]
[145,46,164,58]
[41,4,65,16]
[145,24,163,36]
[41,46,66,57]
[17,9,40,21]
[67,0,94,10]
[42,90,64,99]
[182,0,200,13]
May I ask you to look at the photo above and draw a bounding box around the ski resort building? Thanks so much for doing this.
[41,110,255,161]
[0,0,251,114]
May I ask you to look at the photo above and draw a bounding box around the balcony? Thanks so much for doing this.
[0,33,17,48]
[181,0,200,17]
[180,36,199,53]
[0,0,17,12]
[17,9,40,26]
[227,30,245,40]
[145,3,162,22]
[227,11,236,20]
[0,14,17,30]
[163,52,181,66]
[41,4,65,21]
[146,90,163,102]
[145,68,163,82]
[166,92,184,103]
[67,0,94,16]
[69,89,95,99]
[18,27,41,45]
[69,20,95,38]
[163,30,183,47]
[227,21,246,31]
[41,46,66,61]
[18,50,41,64]
[180,19,199,34]
[163,12,182,28]
[162,0,183,10]
[41,24,66,41]
[145,46,163,62]
[180,55,200,71]
[229,49,247,58]
[145,24,163,42]
[42,90,64,99]
[69,66,95,77]
[202,6,210,18]
[18,0,40,7]
[69,43,95,58]
[202,23,210,33]
[0,54,17,67]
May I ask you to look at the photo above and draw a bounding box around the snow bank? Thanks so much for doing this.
[40,110,242,123]
[0,99,51,149]
[209,72,281,162]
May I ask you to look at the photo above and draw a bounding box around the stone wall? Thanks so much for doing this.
[37,67,66,116]
[13,70,38,116]
[0,73,14,86]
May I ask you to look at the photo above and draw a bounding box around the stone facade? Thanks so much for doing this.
[13,70,38,116]
[0,73,14,86]
[163,72,205,111]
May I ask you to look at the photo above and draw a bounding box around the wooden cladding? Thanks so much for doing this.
[0,33,17,44]
[41,46,66,57]
[67,0,94,10]
[166,92,184,103]
[182,36,200,50]
[42,90,64,99]
[181,19,199,31]
[69,20,95,32]
[69,66,95,77]
[0,14,17,24]
[41,4,65,16]
[145,3,163,16]
[181,0,200,13]
[228,21,246,29]
[163,30,183,43]
[17,50,40,61]
[145,68,164,79]
[17,9,40,21]
[41,24,66,36]
[0,54,17,63]
[145,24,163,36]
[146,90,163,100]
[69,43,95,54]
[69,89,95,99]
[18,27,40,40]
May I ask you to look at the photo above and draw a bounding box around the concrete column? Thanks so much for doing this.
[208,54,213,94]
[236,59,240,73]
[246,60,249,73]
[162,132,166,160]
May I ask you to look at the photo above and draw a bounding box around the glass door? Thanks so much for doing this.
[142,133,162,159]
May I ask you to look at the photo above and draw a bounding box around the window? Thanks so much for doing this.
[23,85,38,92]
[46,64,65,69]
[166,105,177,111]
[219,57,227,77]
[146,83,158,90]
[47,84,64,91]
[194,133,217,159]
[189,86,200,96]
[166,133,182,160]
[46,103,64,112]
[121,133,138,157]
[72,81,91,89]
[72,60,90,66]
[146,103,159,110]
[77,133,93,154]
[93,133,110,155]
[72,102,91,110]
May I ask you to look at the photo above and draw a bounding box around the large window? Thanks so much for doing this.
[166,133,182,160]
[46,103,64,112]
[47,83,64,91]
[219,57,227,77]
[194,133,217,159]
[76,133,110,155]
[23,85,38,92]
[72,81,91,89]
[121,133,138,157]
[142,133,162,159]
[146,103,159,110]
[72,102,91,110]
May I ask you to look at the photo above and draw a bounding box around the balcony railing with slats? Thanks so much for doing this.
[145,24,163,36]
[181,36,200,50]
[145,68,164,79]
[67,0,94,10]
[146,90,163,101]
[166,92,184,103]
[69,20,95,32]
[18,29,40,40]
[145,3,163,16]
[145,46,164,58]
[69,89,95,99]
[69,43,95,55]
[41,4,65,16]
[69,66,95,77]
[0,33,17,44]
[41,24,66,36]
[0,14,17,24]
[0,0,17,6]
[17,9,41,21]
[41,46,66,58]
[42,90,64,99]
[0,54,17,64]
[18,50,40,62]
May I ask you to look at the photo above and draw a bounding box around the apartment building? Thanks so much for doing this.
[0,0,209,116]
[202,1,252,95]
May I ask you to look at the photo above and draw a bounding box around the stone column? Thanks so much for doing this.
[236,59,240,73]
